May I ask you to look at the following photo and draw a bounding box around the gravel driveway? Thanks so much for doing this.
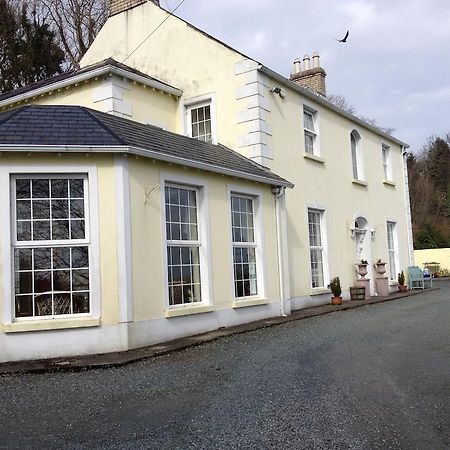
[1,281,449,450]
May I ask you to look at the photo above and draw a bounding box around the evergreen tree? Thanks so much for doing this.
[0,0,65,93]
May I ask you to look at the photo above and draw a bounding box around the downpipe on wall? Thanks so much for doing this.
[272,186,291,316]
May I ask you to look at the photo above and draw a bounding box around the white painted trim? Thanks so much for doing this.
[182,92,218,144]
[302,104,321,157]
[305,205,330,290]
[0,64,182,109]
[350,129,365,182]
[227,184,267,302]
[114,155,133,323]
[159,172,213,311]
[0,145,293,188]
[386,218,401,281]
[0,162,101,325]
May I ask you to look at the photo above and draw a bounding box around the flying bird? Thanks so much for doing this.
[336,30,349,43]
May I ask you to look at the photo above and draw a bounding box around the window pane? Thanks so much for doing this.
[304,110,315,132]
[52,221,70,240]
[72,247,89,268]
[72,269,89,291]
[16,179,31,199]
[51,199,69,219]
[17,221,31,241]
[51,179,68,198]
[73,293,89,314]
[15,248,32,270]
[53,247,71,269]
[53,294,71,315]
[15,296,33,317]
[32,179,49,198]
[70,179,84,198]
[16,272,32,294]
[16,201,31,220]
[34,248,52,270]
[33,221,51,241]
[70,220,85,239]
[33,200,50,219]
[53,270,71,291]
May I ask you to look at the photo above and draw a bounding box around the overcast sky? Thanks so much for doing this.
[162,0,450,152]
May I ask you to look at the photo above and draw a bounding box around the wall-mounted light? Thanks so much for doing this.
[370,229,375,239]
[270,86,286,98]
[350,227,356,239]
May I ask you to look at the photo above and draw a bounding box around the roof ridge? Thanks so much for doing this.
[80,107,125,146]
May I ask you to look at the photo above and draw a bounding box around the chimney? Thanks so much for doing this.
[109,0,160,17]
[290,52,327,97]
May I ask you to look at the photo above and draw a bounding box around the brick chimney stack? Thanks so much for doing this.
[290,52,327,97]
[110,0,160,17]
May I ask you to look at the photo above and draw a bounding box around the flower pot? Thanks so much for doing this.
[374,262,387,276]
[331,296,343,305]
[398,285,407,293]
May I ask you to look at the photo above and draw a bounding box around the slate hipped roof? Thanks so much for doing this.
[0,105,292,188]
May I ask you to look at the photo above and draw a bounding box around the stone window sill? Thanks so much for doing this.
[352,179,368,187]
[3,317,100,334]
[383,180,396,187]
[165,305,214,318]
[303,153,325,164]
[232,298,269,309]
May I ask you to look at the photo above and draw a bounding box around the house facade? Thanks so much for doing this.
[80,0,413,307]
[0,0,413,362]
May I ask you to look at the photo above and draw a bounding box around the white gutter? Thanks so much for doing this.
[401,146,415,266]
[0,64,182,109]
[0,144,293,188]
[273,186,291,316]
[258,64,409,149]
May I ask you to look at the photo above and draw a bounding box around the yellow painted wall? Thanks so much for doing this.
[1,76,178,133]
[266,82,410,295]
[128,158,280,320]
[81,3,246,150]
[0,153,120,330]
[414,248,450,273]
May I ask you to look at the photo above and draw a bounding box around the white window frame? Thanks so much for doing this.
[386,220,399,281]
[350,129,365,181]
[382,143,392,181]
[227,185,266,301]
[303,105,320,156]
[0,162,101,325]
[306,206,329,290]
[182,93,218,144]
[160,172,213,310]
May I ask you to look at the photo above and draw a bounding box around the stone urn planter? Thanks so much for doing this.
[374,260,387,276]
[356,260,369,279]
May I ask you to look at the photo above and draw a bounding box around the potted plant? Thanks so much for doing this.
[374,258,387,276]
[356,259,369,278]
[330,277,343,305]
[398,271,407,292]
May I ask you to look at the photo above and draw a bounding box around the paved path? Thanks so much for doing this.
[0,281,449,449]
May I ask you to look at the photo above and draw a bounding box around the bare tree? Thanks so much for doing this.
[327,94,356,115]
[328,93,395,136]
[36,0,109,69]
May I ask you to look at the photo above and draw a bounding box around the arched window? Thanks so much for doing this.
[351,130,362,180]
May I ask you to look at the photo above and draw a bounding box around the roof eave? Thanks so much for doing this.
[0,144,293,188]
[258,64,410,148]
[0,65,182,109]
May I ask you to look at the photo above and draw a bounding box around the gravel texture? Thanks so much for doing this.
[0,281,449,450]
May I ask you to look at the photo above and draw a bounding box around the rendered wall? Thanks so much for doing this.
[0,153,122,362]
[414,248,450,273]
[81,2,245,151]
[126,158,281,348]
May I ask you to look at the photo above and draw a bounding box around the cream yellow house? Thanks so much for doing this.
[0,0,414,362]
[81,0,414,305]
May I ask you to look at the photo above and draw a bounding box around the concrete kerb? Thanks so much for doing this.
[0,287,440,375]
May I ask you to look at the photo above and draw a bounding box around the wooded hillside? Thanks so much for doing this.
[408,135,450,249]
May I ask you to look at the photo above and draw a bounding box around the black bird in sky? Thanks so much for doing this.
[336,30,349,43]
